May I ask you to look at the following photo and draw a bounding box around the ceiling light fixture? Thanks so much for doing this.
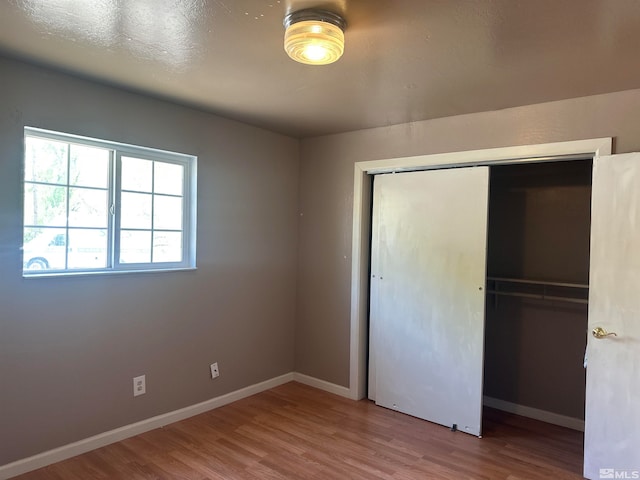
[283,9,346,66]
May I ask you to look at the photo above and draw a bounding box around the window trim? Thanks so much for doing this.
[23,127,197,277]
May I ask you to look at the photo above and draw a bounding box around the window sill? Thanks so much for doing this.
[22,267,198,279]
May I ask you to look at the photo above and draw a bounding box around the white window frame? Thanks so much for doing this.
[23,127,197,276]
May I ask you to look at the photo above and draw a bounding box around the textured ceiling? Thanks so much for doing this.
[1,0,640,137]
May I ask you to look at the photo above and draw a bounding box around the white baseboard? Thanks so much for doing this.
[483,395,585,431]
[0,372,295,480]
[292,372,352,399]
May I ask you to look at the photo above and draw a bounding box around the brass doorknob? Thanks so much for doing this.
[592,327,618,339]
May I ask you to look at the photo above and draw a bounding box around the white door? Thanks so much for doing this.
[584,153,640,479]
[369,167,489,436]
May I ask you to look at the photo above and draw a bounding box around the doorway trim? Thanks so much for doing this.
[348,137,613,400]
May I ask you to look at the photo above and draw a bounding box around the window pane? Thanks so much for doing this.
[153,195,183,230]
[23,128,195,275]
[70,144,110,188]
[67,229,107,269]
[120,230,151,264]
[69,187,109,228]
[121,192,152,229]
[122,157,152,192]
[153,231,182,263]
[23,227,67,271]
[154,162,183,195]
[24,136,68,184]
[24,184,67,227]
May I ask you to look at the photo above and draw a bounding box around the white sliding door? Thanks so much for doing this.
[369,167,489,436]
[584,153,640,479]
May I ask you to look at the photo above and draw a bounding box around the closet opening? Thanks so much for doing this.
[481,159,592,464]
[366,158,593,472]
[483,159,592,434]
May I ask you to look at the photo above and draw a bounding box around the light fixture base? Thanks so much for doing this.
[283,9,346,30]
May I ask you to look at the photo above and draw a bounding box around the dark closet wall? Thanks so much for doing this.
[483,160,592,420]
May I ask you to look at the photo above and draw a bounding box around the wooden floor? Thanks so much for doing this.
[15,382,585,479]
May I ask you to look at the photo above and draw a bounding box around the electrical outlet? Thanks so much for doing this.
[210,362,219,379]
[133,375,146,397]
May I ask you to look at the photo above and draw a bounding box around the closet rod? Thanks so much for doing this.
[487,277,588,289]
[485,290,588,304]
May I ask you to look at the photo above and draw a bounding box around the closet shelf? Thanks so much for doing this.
[486,277,589,305]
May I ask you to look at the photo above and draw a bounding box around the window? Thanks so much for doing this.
[23,127,196,275]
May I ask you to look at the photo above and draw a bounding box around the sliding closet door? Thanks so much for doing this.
[369,167,489,436]
[584,153,640,479]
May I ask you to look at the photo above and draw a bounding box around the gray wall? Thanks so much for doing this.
[297,88,640,387]
[0,56,299,465]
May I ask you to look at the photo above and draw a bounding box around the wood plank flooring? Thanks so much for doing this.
[14,382,585,479]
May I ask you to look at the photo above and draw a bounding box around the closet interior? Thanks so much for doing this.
[367,158,593,440]
[483,159,592,427]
